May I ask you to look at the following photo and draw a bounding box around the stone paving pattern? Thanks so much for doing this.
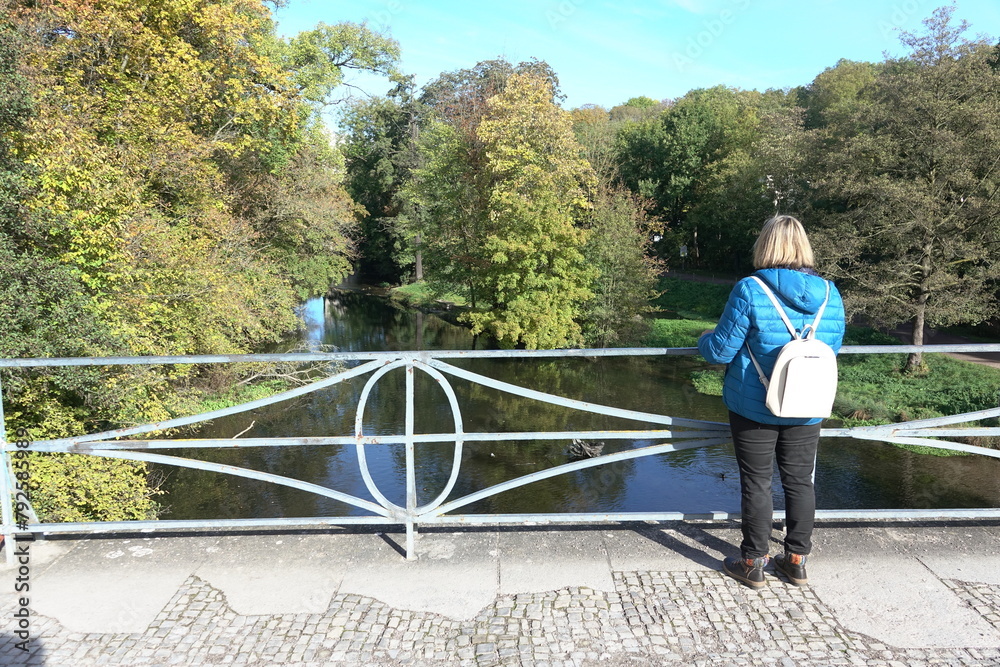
[4,569,1000,666]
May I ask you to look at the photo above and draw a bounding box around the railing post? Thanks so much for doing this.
[405,360,417,560]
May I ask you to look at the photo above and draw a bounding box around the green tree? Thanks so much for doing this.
[283,20,402,106]
[570,104,618,182]
[609,96,668,123]
[0,14,31,232]
[798,58,879,130]
[471,72,597,348]
[2,0,399,521]
[616,85,769,266]
[685,96,811,275]
[409,70,596,348]
[581,186,663,347]
[1,11,161,522]
[340,78,428,282]
[809,6,1000,371]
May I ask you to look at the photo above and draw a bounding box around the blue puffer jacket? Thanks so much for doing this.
[697,268,846,425]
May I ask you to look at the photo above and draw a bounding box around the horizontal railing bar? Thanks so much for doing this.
[422,508,1000,523]
[840,344,1000,354]
[425,512,743,523]
[19,508,1000,535]
[26,429,731,452]
[3,343,1000,368]
[875,429,1000,437]
[23,516,398,534]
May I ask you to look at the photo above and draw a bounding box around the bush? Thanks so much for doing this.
[25,453,163,523]
[690,370,724,396]
[390,281,467,308]
[645,318,717,348]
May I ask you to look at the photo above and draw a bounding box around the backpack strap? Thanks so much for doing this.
[745,276,831,388]
[804,281,831,340]
[750,276,797,338]
[749,276,829,340]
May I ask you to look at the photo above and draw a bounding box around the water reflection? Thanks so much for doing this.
[155,291,1000,520]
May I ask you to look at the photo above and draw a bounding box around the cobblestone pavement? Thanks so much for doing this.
[5,569,1000,667]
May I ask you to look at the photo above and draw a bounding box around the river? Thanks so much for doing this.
[155,290,1000,520]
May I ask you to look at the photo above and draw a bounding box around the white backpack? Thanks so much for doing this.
[746,276,838,419]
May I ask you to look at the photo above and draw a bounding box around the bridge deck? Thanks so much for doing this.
[3,520,999,665]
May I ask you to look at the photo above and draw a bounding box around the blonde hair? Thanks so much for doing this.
[752,215,815,269]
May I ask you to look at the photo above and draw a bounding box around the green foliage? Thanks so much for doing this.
[465,73,596,348]
[645,318,716,348]
[0,16,33,227]
[580,187,663,347]
[1,0,399,523]
[194,379,290,413]
[799,58,879,130]
[25,454,162,523]
[409,68,596,349]
[653,277,732,320]
[632,87,751,206]
[389,281,467,308]
[842,326,901,346]
[808,6,1000,370]
[284,21,402,106]
[690,370,724,396]
[340,80,428,282]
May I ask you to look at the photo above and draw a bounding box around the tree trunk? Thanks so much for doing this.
[905,286,930,373]
[905,307,925,372]
[414,234,423,281]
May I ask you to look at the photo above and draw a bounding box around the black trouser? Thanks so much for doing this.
[729,411,821,559]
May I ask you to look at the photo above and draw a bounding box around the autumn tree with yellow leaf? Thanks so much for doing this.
[409,69,597,349]
[1,0,399,521]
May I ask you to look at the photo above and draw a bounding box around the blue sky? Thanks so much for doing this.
[272,0,1000,111]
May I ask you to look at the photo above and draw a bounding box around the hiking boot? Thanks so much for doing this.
[722,556,769,589]
[774,553,808,586]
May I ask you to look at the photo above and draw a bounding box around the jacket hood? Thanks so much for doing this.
[753,268,829,315]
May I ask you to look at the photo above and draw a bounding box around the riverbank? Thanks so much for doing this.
[377,276,1000,439]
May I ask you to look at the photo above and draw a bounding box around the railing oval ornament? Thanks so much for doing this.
[353,359,465,516]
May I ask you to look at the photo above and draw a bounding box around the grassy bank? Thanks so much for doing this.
[389,281,467,309]
[648,276,1000,451]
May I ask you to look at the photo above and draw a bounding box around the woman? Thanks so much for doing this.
[698,215,845,588]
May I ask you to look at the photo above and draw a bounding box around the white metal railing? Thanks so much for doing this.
[2,344,1000,562]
